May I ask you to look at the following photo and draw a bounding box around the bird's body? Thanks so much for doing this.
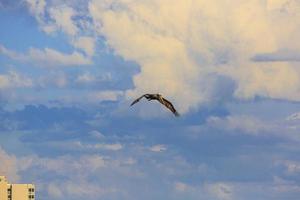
[130,93,179,116]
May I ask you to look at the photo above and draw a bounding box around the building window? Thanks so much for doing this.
[29,188,35,192]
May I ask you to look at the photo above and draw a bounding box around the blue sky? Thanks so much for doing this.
[1,0,300,200]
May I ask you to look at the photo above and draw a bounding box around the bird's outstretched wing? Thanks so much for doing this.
[130,94,147,106]
[160,97,180,117]
[130,93,180,117]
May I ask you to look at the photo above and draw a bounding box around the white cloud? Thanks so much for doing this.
[20,154,106,175]
[93,143,123,151]
[187,113,300,140]
[75,72,112,86]
[87,90,123,102]
[149,144,167,152]
[285,162,300,175]
[286,112,300,121]
[87,0,300,113]
[174,181,234,200]
[0,146,20,182]
[0,89,123,106]
[26,0,79,36]
[24,1,300,113]
[26,0,97,57]
[0,71,33,89]
[46,174,120,199]
[37,71,68,88]
[75,72,96,83]
[72,36,96,57]
[0,45,91,66]
[63,181,118,198]
[277,160,300,175]
[206,182,233,200]
[47,140,123,151]
[89,130,105,139]
[26,0,46,24]
[48,6,78,36]
[206,115,272,135]
[18,152,143,199]
[272,176,300,193]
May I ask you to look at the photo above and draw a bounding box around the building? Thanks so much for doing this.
[0,176,35,200]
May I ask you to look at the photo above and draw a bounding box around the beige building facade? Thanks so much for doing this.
[0,176,35,200]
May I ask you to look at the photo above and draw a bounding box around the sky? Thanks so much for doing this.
[1,0,300,199]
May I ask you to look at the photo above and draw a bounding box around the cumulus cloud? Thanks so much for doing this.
[0,71,33,89]
[23,0,300,113]
[26,0,46,23]
[85,0,300,113]
[48,6,78,35]
[187,113,300,140]
[18,153,142,199]
[22,155,120,199]
[206,115,272,135]
[72,36,96,57]
[0,44,92,66]
[0,146,20,182]
[26,0,78,36]
[26,0,96,57]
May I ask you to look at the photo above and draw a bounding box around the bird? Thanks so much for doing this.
[130,93,180,116]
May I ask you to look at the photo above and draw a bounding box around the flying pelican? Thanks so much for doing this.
[130,93,180,116]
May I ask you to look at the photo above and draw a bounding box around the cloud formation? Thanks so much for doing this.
[0,45,92,67]
[206,115,272,135]
[26,0,97,57]
[48,5,78,35]
[87,0,300,112]
[0,71,33,89]
[149,144,167,152]
[174,181,233,200]
[72,37,96,57]
[0,146,20,182]
[23,0,300,113]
